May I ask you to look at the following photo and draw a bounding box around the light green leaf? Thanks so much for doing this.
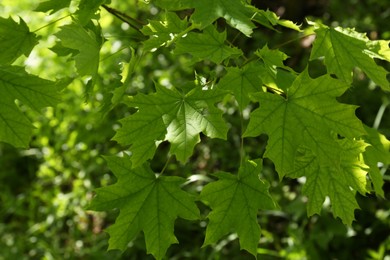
[291,138,369,225]
[0,17,39,64]
[310,23,390,91]
[0,65,61,148]
[89,155,200,260]
[217,61,263,110]
[251,8,301,32]
[245,70,365,178]
[363,126,390,197]
[34,0,72,14]
[190,0,255,36]
[175,25,242,64]
[76,0,107,25]
[55,23,102,77]
[200,159,276,256]
[141,12,188,51]
[114,84,228,166]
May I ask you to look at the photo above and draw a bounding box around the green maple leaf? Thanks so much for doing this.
[200,159,276,256]
[310,23,390,91]
[175,25,242,64]
[152,0,192,10]
[34,0,72,14]
[0,65,61,148]
[0,17,39,64]
[89,155,200,260]
[55,23,102,77]
[217,61,263,110]
[290,138,369,225]
[76,0,108,25]
[363,126,390,197]
[114,84,228,166]
[141,12,188,51]
[251,8,301,32]
[244,70,365,178]
[174,0,256,36]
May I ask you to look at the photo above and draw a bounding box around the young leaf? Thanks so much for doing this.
[244,70,365,178]
[310,23,390,91]
[175,25,242,64]
[0,17,39,64]
[0,65,61,148]
[363,126,390,197]
[55,23,102,77]
[200,159,276,256]
[114,84,228,166]
[141,12,188,51]
[290,138,369,225]
[88,155,200,260]
[217,61,263,110]
[175,0,256,36]
[34,0,72,14]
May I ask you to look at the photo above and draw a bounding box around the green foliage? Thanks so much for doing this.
[200,159,276,256]
[1,0,389,259]
[89,155,200,260]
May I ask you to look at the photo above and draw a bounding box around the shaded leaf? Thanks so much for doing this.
[0,17,39,64]
[34,0,71,14]
[89,155,200,260]
[0,65,61,147]
[200,159,276,256]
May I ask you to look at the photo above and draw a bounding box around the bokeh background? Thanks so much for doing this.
[0,0,389,259]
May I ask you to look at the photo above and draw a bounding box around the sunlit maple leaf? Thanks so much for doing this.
[310,22,390,91]
[175,25,242,64]
[114,83,228,166]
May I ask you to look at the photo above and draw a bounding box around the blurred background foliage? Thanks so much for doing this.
[0,0,389,259]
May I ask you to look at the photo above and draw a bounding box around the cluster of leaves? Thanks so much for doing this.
[1,0,389,259]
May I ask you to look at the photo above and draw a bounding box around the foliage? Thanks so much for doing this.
[0,0,389,259]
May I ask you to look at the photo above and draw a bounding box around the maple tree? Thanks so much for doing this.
[1,0,389,259]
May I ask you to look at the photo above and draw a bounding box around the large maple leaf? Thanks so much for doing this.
[0,65,61,148]
[0,17,39,64]
[175,25,242,64]
[200,159,276,256]
[310,22,390,91]
[245,70,365,178]
[89,155,200,260]
[114,84,228,166]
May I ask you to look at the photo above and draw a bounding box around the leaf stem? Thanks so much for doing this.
[166,23,200,48]
[159,156,172,175]
[239,109,245,166]
[32,14,72,33]
[373,97,389,129]
[101,4,144,33]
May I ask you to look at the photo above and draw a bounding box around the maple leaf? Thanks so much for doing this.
[55,23,102,77]
[244,70,365,178]
[200,159,276,256]
[180,0,256,37]
[310,22,390,91]
[76,0,108,25]
[0,17,39,64]
[175,25,242,64]
[34,0,72,14]
[114,84,228,166]
[217,61,263,110]
[88,155,200,260]
[152,0,192,10]
[141,12,188,51]
[0,65,61,148]
[289,138,369,225]
[251,8,301,32]
[363,126,390,198]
